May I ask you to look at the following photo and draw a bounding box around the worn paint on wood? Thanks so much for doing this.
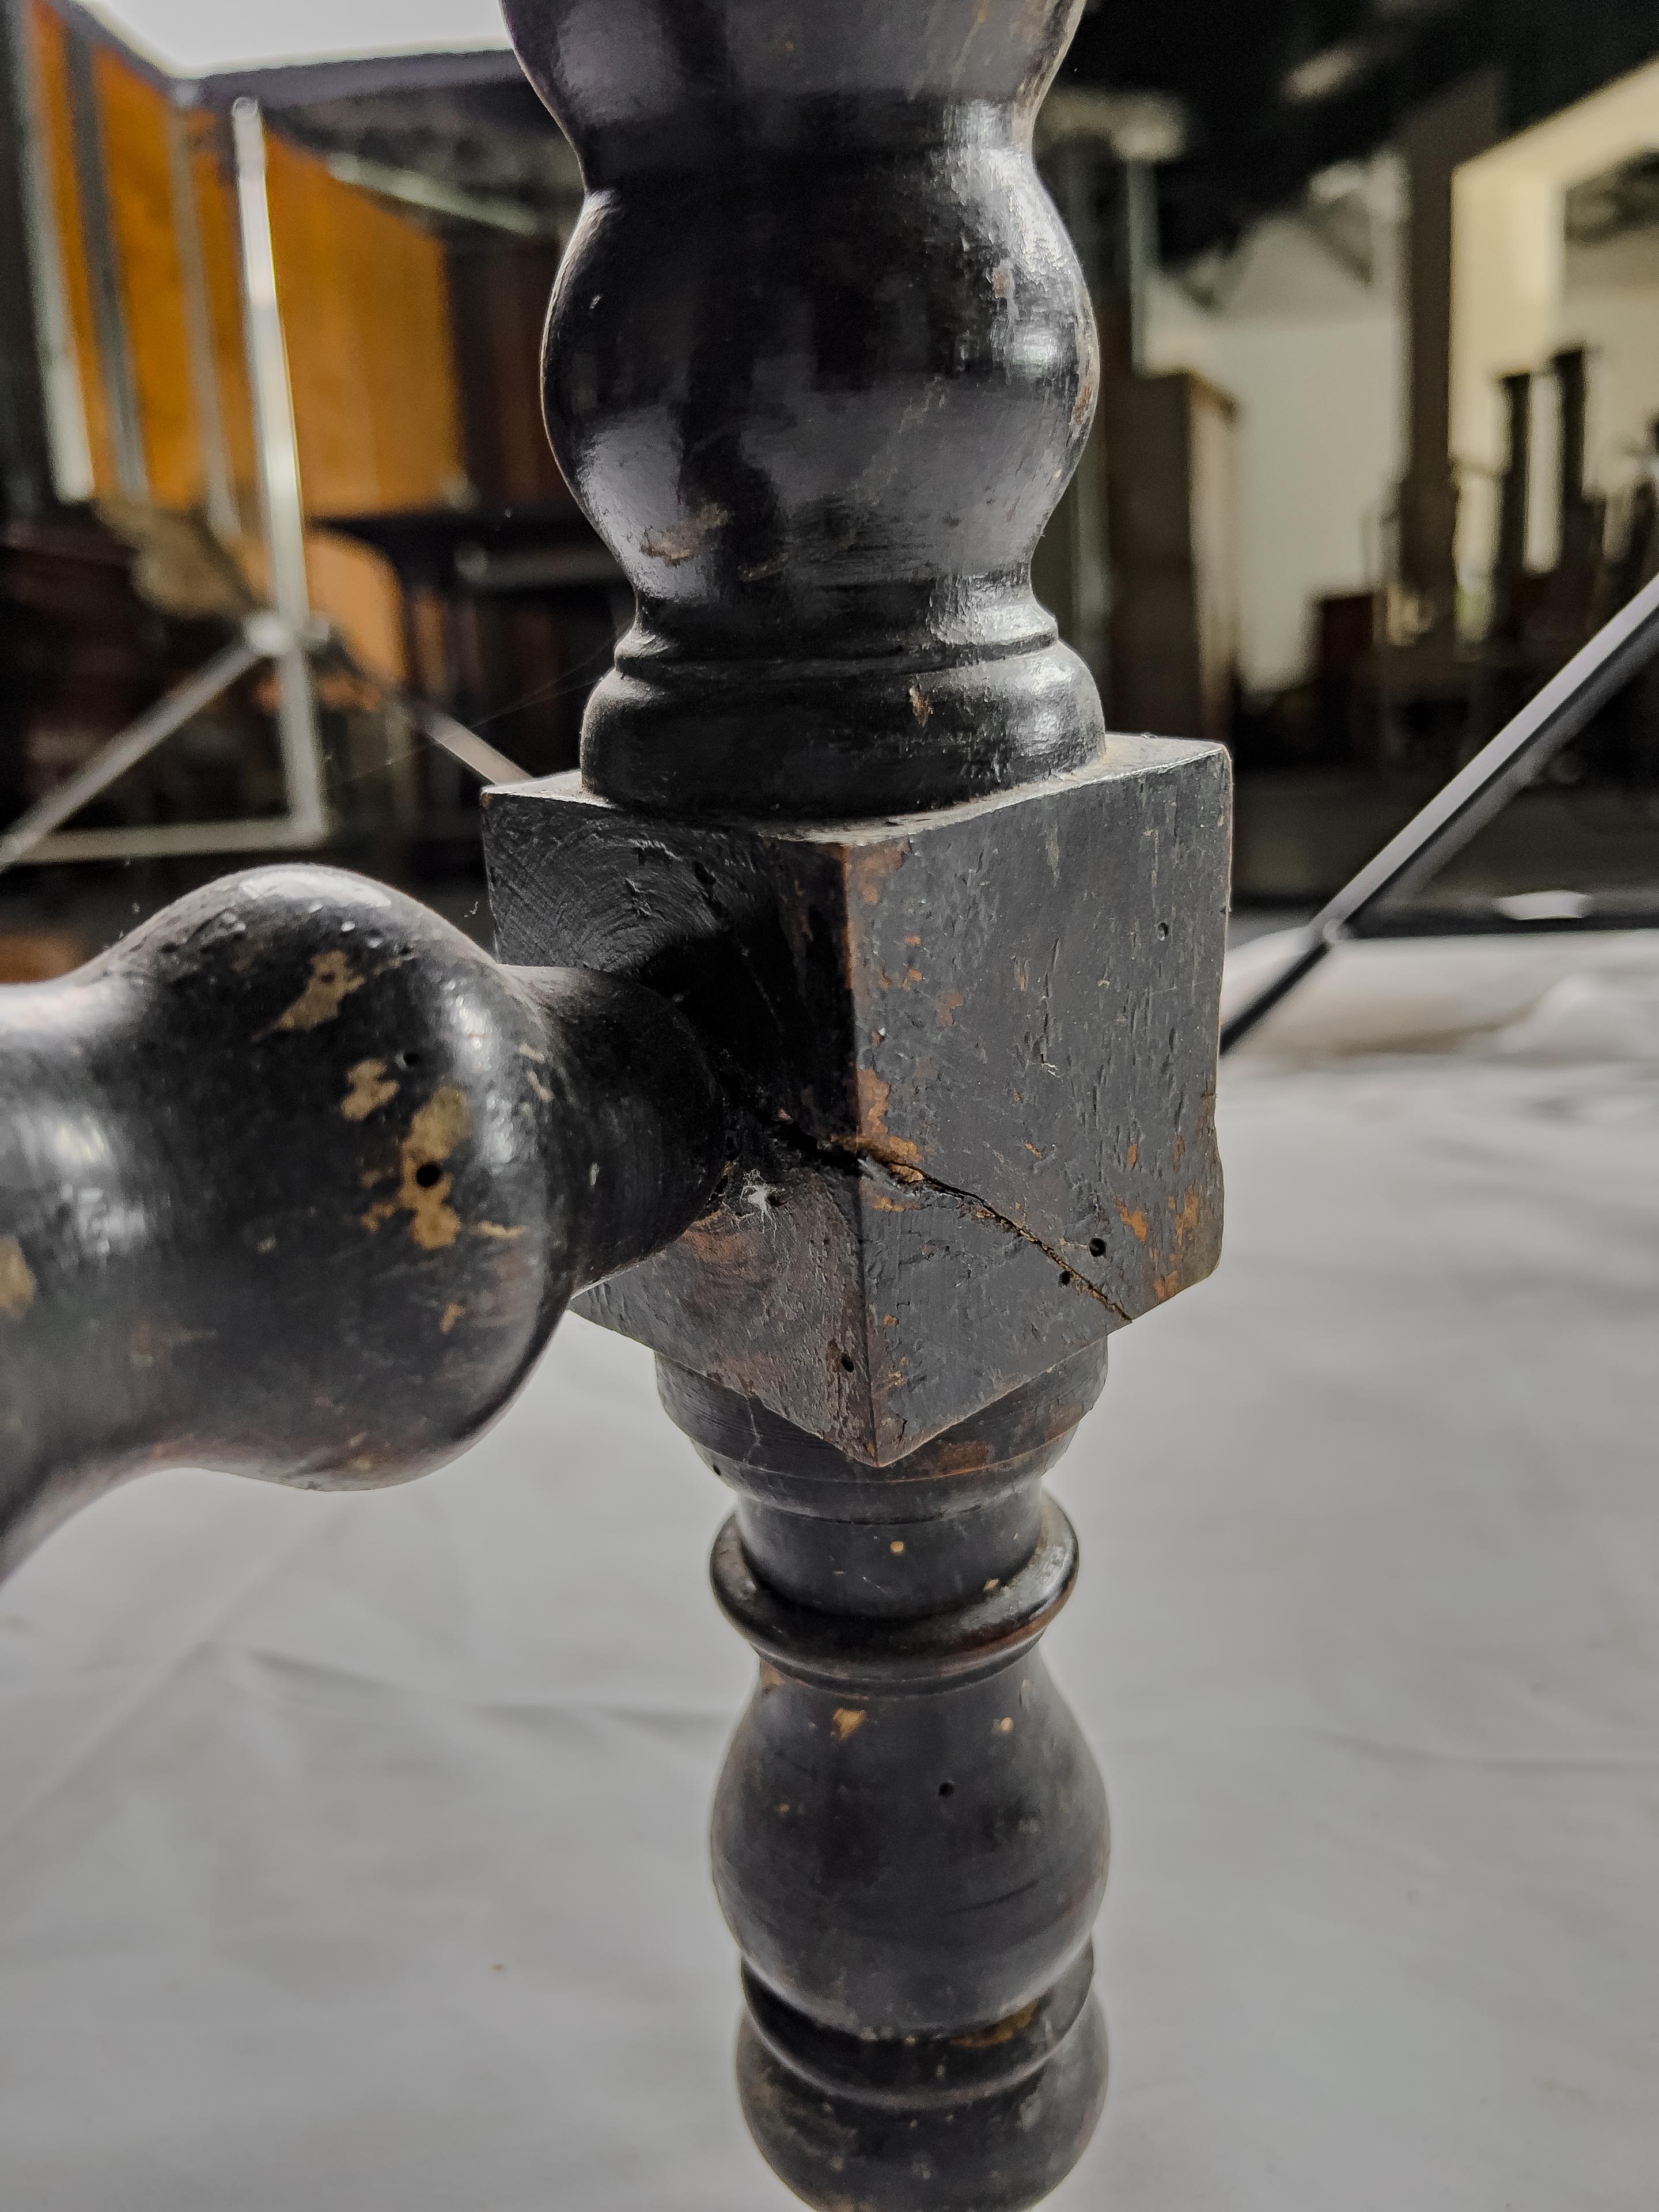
[486,743,1230,1462]
[0,868,725,1576]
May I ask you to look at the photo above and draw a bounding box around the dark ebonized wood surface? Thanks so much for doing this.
[669,1349,1113,2208]
[0,6,1229,2206]
[0,866,725,1576]
[502,0,1105,822]
[494,13,1225,2200]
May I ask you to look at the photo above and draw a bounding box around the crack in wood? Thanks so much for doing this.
[838,1141,1134,1327]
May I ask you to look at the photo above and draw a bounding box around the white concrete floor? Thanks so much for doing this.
[1,934,1656,2211]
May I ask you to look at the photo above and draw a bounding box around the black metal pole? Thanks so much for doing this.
[1222,565,1659,1054]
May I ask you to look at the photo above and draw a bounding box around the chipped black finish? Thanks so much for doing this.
[501,0,1104,821]
[0,865,725,1576]
[486,747,1229,1461]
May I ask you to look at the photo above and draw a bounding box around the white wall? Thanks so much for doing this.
[1140,70,1659,694]
[1450,58,1659,586]
[1145,209,1405,696]
[1561,230,1659,540]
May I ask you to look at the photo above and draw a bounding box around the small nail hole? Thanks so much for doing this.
[1058,1270,1072,1287]
[1089,1238,1106,1257]
[414,1162,443,1188]
[839,1353,855,1373]
[938,1782,955,1798]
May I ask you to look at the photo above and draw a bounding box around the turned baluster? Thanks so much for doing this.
[677,1353,1112,2209]
[491,2,1230,2204]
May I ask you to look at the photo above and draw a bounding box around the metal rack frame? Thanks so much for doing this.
[1222,566,1659,1051]
[1,5,525,880]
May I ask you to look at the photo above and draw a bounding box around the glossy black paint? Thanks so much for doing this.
[666,1349,1112,2207]
[503,0,1104,820]
[0,865,725,1575]
[739,1948,1108,2212]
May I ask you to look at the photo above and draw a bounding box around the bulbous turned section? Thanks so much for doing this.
[662,1347,1110,2211]
[502,0,1104,821]
[0,866,727,1576]
[710,1541,1106,2038]
[739,1949,1108,2212]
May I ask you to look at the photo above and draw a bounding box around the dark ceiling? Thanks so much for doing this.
[1061,0,1659,262]
[265,0,1659,267]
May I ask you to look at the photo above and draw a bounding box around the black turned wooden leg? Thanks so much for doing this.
[487,748,1226,2209]
[669,1353,1111,2211]
[494,1,1230,2203]
[498,0,1104,823]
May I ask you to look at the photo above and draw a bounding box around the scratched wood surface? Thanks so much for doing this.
[488,747,1228,1462]
[0,4,1230,2205]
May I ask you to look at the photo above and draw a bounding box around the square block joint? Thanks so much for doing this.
[484,739,1230,1463]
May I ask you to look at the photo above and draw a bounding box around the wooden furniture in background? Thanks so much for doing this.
[316,501,622,779]
[1103,366,1239,743]
[448,236,568,507]
[23,0,468,676]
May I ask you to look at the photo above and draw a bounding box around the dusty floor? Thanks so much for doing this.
[1,933,1656,2211]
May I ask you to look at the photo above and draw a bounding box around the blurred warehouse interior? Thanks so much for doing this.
[1,0,1657,980]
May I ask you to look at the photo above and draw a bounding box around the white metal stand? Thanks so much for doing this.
[228,95,328,850]
[1,68,524,881]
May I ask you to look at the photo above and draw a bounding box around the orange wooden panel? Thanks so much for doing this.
[19,22,465,678]
[265,138,468,673]
[265,135,467,515]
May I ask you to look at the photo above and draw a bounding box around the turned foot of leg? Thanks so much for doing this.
[738,1949,1107,2212]
[662,1351,1112,2210]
